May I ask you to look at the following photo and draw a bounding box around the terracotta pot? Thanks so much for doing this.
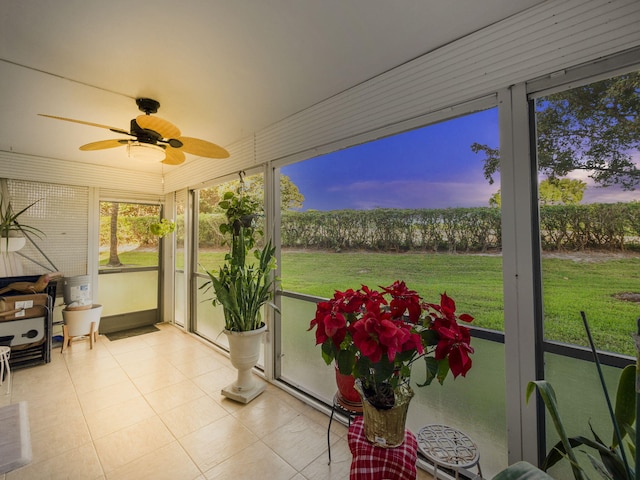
[335,365,362,409]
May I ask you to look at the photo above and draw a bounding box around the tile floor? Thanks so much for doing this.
[0,323,434,480]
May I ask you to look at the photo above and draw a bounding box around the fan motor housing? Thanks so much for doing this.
[136,98,160,114]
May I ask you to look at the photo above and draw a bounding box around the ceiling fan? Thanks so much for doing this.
[39,97,230,165]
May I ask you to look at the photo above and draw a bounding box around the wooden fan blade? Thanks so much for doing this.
[79,139,127,151]
[162,148,186,165]
[135,115,181,139]
[38,114,130,136]
[178,136,230,159]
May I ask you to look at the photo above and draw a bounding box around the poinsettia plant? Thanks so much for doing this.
[308,281,474,400]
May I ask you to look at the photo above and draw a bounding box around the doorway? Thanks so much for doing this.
[97,201,162,333]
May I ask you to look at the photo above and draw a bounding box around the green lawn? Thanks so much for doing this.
[113,248,640,356]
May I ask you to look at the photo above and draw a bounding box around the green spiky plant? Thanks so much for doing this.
[0,197,44,250]
[495,313,637,479]
[201,189,278,332]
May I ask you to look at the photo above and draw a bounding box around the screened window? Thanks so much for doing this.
[278,107,508,474]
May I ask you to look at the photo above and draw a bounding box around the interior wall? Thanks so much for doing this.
[0,151,164,194]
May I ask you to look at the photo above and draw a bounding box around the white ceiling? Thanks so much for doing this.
[0,0,545,174]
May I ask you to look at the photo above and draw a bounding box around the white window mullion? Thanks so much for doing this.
[500,84,543,466]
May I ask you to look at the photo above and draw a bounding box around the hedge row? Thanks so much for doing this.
[279,203,640,252]
[103,202,640,252]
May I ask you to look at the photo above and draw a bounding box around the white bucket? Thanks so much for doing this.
[63,275,92,309]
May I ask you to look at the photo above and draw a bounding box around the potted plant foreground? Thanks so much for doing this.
[309,281,475,446]
[201,188,278,403]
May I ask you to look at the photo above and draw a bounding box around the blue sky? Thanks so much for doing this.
[283,109,500,211]
[282,108,638,211]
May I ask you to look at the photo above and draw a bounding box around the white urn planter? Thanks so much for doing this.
[221,323,267,404]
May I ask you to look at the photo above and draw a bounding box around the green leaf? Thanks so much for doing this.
[526,381,588,480]
[436,358,450,385]
[336,349,354,374]
[492,461,554,480]
[416,356,438,387]
[612,364,636,447]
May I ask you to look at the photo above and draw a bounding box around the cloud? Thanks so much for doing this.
[326,179,496,209]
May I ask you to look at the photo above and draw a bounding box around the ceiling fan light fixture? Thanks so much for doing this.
[127,141,165,162]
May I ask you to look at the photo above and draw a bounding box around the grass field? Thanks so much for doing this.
[104,248,640,356]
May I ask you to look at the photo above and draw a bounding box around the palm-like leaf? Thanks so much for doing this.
[527,380,588,480]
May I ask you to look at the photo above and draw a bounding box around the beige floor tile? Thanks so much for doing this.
[64,352,121,376]
[159,395,228,438]
[130,363,188,394]
[300,437,352,480]
[171,354,228,379]
[112,345,161,367]
[180,414,258,472]
[27,396,85,435]
[143,378,204,413]
[191,366,238,399]
[118,357,174,379]
[204,441,297,480]
[69,365,130,395]
[103,336,151,356]
[105,441,201,480]
[29,413,92,464]
[77,379,141,414]
[6,442,104,480]
[85,395,156,439]
[94,415,174,473]
[262,413,338,471]
[233,390,303,438]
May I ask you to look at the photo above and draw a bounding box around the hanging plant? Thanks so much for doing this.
[149,218,176,238]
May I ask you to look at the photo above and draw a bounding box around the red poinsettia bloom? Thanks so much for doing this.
[381,280,422,323]
[309,281,474,391]
[351,315,385,363]
[434,320,474,377]
[333,288,366,313]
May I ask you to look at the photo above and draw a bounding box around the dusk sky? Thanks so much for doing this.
[282,108,638,211]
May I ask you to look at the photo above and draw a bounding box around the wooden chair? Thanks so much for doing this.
[61,304,102,352]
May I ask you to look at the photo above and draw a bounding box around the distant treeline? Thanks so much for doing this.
[106,202,640,252]
[278,203,640,252]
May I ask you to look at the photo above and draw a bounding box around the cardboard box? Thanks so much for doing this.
[0,294,49,322]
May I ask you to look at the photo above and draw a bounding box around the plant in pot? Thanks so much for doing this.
[495,313,637,479]
[309,281,474,447]
[149,218,176,238]
[201,188,278,403]
[0,196,44,252]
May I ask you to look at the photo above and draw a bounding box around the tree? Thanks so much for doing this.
[100,202,161,266]
[107,202,122,267]
[473,72,640,190]
[199,174,304,213]
[538,178,586,205]
[489,178,586,207]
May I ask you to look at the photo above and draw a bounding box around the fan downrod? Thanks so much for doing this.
[136,98,160,115]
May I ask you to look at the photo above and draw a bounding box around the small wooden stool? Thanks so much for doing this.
[416,424,482,479]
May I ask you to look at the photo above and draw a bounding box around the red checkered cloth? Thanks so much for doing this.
[348,416,418,480]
